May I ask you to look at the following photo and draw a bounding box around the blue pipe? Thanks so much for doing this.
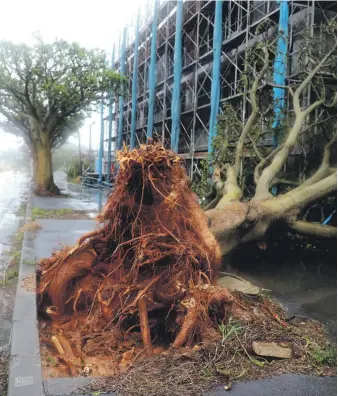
[170,0,183,153]
[146,0,159,139]
[130,12,140,149]
[107,44,115,183]
[323,210,336,225]
[272,0,289,194]
[207,0,223,155]
[98,100,104,183]
[117,27,127,150]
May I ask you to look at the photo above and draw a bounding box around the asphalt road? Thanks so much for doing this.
[0,170,29,350]
[0,170,29,259]
[208,374,337,396]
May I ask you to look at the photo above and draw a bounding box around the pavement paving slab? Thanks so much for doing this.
[35,219,96,260]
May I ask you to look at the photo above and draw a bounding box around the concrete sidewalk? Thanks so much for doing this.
[7,187,337,396]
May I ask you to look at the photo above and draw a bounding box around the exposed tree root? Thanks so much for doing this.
[37,142,334,380]
[139,297,153,356]
[37,142,225,358]
[172,306,199,349]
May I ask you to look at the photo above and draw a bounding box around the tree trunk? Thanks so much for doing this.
[207,202,269,256]
[35,133,60,195]
[207,173,337,257]
[32,152,38,184]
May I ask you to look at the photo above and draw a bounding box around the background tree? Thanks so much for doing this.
[0,38,123,194]
[193,20,337,257]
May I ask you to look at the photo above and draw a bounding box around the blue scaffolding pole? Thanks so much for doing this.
[106,44,115,184]
[130,11,140,149]
[98,100,104,183]
[272,0,289,142]
[207,0,223,156]
[170,0,183,153]
[272,0,289,194]
[146,0,159,139]
[117,27,127,150]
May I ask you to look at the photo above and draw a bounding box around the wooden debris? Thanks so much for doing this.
[51,336,65,355]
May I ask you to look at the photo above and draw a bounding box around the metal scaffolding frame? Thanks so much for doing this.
[105,0,336,180]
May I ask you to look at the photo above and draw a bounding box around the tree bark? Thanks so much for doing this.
[288,220,337,238]
[207,172,337,256]
[31,152,38,183]
[35,132,60,195]
[207,202,269,256]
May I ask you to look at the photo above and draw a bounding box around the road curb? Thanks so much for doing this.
[8,181,44,396]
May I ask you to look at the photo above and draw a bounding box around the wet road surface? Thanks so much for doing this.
[54,170,110,213]
[0,170,29,350]
[233,252,337,341]
[0,170,29,260]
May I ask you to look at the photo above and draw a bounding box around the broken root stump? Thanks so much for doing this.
[138,296,153,356]
[37,142,336,383]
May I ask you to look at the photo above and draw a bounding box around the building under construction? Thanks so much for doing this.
[100,0,336,180]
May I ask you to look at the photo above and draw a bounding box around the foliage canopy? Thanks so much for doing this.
[0,38,123,149]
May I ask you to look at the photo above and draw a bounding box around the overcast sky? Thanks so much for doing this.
[0,0,148,151]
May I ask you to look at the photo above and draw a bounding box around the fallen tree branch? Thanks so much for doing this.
[234,46,270,178]
[254,144,283,185]
[216,166,243,208]
[216,47,271,207]
[255,46,337,199]
[254,118,334,186]
[248,134,264,161]
[269,172,337,213]
[296,133,336,189]
[267,83,294,96]
[288,220,337,238]
[272,178,300,187]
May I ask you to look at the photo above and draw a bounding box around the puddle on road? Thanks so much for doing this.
[230,243,337,342]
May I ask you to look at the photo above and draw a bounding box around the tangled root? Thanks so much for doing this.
[37,141,260,367]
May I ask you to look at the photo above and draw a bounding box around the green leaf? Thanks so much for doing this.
[251,358,266,367]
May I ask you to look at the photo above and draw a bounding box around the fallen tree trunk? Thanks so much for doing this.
[206,172,337,256]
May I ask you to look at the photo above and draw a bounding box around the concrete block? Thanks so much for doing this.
[13,293,37,321]
[252,341,292,359]
[18,263,36,281]
[8,354,43,396]
[11,318,40,356]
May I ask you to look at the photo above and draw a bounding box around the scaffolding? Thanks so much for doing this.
[101,0,336,181]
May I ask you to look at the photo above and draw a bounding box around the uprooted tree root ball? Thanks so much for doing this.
[37,142,336,388]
